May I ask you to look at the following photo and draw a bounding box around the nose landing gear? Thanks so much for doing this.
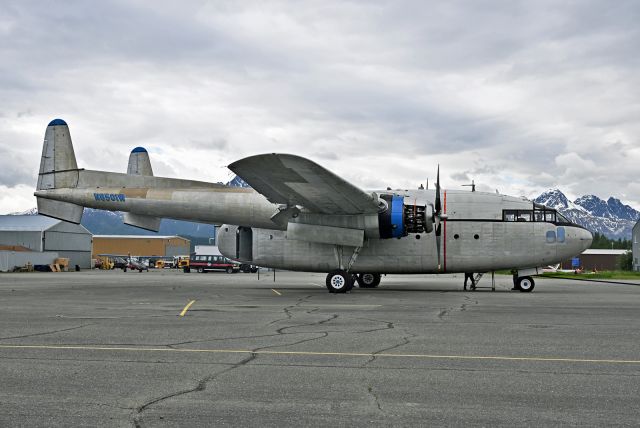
[513,275,535,292]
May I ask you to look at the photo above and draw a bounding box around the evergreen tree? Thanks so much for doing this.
[590,231,632,250]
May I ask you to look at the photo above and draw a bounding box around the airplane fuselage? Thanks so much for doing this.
[36,176,591,274]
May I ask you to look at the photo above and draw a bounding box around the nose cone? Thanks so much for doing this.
[579,228,593,252]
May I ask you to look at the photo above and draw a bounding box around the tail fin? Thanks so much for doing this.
[36,119,84,223]
[123,146,161,231]
[127,146,154,176]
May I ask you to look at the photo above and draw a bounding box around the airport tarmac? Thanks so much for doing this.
[0,270,639,427]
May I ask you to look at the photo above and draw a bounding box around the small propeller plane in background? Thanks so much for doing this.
[34,119,592,293]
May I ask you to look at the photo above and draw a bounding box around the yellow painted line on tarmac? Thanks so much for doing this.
[179,300,196,317]
[271,289,282,296]
[0,344,639,365]
[203,304,380,308]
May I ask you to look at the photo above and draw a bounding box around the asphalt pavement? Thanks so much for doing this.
[0,270,639,427]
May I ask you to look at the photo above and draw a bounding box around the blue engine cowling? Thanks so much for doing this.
[378,195,405,238]
[378,194,430,238]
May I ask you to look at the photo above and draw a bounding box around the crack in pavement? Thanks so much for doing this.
[367,385,384,413]
[0,324,93,341]
[132,352,256,428]
[355,319,417,367]
[276,313,338,334]
[436,295,478,321]
[266,295,314,326]
[133,299,337,426]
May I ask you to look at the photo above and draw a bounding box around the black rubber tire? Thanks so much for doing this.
[325,270,353,293]
[226,267,233,274]
[197,267,204,273]
[250,267,258,273]
[518,276,535,292]
[357,273,381,288]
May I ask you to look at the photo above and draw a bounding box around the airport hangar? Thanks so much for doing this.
[0,215,92,271]
[560,248,628,271]
[92,235,190,258]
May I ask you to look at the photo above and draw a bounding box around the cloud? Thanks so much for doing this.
[0,0,639,213]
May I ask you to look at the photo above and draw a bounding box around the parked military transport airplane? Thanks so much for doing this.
[34,119,592,292]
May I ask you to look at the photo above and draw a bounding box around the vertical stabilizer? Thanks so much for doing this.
[37,119,79,190]
[35,119,83,223]
[127,147,153,176]
[124,146,161,231]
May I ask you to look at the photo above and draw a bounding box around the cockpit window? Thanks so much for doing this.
[557,213,570,223]
[518,212,531,222]
[502,207,561,224]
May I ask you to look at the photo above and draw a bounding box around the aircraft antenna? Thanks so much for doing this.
[462,180,476,192]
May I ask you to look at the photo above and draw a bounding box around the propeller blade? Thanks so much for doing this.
[436,232,441,270]
[434,165,441,214]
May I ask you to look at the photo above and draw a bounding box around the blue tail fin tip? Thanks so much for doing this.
[131,146,148,153]
[48,118,67,126]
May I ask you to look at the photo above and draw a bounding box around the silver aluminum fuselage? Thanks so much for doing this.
[35,170,592,273]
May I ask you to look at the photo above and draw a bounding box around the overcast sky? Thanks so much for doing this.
[1,1,639,214]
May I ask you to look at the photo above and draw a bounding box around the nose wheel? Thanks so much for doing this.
[515,276,535,292]
[326,270,354,293]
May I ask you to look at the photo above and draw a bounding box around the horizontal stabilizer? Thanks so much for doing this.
[123,213,161,232]
[37,197,84,224]
[287,222,364,247]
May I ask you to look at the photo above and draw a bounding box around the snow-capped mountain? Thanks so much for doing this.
[534,189,639,239]
[226,175,251,188]
[9,207,38,215]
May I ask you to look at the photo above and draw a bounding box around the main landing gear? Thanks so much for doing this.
[356,273,381,288]
[325,271,382,293]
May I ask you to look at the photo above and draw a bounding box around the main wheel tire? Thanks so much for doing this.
[197,267,204,273]
[325,270,353,293]
[226,267,233,274]
[517,276,535,292]
[357,273,381,288]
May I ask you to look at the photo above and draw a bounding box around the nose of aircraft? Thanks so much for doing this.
[577,227,593,251]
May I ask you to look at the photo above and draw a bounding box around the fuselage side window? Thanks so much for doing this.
[557,226,566,243]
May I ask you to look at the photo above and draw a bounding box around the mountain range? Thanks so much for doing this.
[9,182,640,240]
[533,189,639,239]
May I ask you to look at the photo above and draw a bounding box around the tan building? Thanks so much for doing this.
[92,235,190,258]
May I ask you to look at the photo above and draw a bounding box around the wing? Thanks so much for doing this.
[228,153,380,215]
